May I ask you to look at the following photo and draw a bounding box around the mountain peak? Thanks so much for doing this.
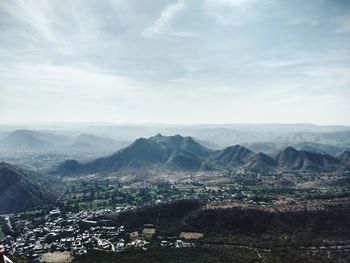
[283,146,298,153]
[223,144,251,153]
[212,144,253,168]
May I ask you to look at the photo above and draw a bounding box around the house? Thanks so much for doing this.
[160,240,172,247]
[174,240,184,248]
[174,240,192,248]
[49,209,61,216]
[116,239,125,250]
[129,231,139,240]
[143,227,156,237]
[180,232,204,240]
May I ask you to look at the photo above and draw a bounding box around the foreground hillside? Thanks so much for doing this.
[73,246,334,263]
[0,162,63,214]
[55,134,348,175]
[72,199,350,263]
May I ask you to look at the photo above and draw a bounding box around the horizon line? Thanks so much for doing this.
[0,121,350,127]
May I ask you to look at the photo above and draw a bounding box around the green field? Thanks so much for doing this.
[61,179,181,211]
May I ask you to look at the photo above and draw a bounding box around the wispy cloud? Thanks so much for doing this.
[288,17,319,26]
[202,0,260,26]
[0,0,73,53]
[204,0,257,9]
[143,0,197,38]
[258,59,310,68]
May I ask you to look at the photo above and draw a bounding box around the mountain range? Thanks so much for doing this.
[55,134,349,176]
[0,162,63,214]
[1,125,350,156]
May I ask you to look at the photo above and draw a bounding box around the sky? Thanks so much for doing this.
[0,0,349,125]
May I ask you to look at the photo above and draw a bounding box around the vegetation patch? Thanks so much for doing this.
[73,246,333,263]
[0,223,5,240]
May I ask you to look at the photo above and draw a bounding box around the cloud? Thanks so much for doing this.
[258,59,310,68]
[0,63,150,123]
[0,61,349,125]
[0,0,349,124]
[204,0,256,9]
[202,0,259,26]
[288,17,319,26]
[143,0,197,38]
[335,14,350,32]
[0,0,73,53]
[303,67,350,87]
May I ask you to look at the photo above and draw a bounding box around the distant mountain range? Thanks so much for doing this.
[0,129,68,152]
[0,127,349,174]
[243,141,350,157]
[0,162,63,213]
[0,129,130,156]
[55,134,349,176]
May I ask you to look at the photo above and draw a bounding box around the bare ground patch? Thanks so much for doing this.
[40,252,73,263]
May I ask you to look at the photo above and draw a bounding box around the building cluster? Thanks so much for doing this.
[160,239,194,248]
[0,207,202,261]
[0,207,133,260]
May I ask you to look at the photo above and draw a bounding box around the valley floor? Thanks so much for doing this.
[2,169,350,263]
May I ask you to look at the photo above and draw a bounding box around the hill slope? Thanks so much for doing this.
[0,162,63,213]
[339,151,350,167]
